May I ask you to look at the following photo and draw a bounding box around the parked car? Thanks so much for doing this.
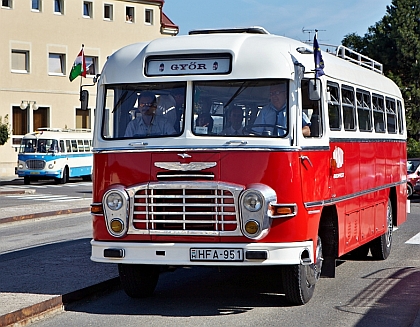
[407,158,420,197]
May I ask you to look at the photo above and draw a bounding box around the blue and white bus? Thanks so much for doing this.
[16,128,93,184]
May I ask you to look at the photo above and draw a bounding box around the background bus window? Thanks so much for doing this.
[386,98,397,134]
[66,140,71,152]
[78,140,85,152]
[373,94,386,133]
[60,140,65,153]
[341,86,356,131]
[71,140,78,152]
[357,90,373,132]
[327,82,341,130]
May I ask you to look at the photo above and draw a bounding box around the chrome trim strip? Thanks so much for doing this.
[157,173,214,179]
[304,180,406,208]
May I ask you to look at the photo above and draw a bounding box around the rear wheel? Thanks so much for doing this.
[281,237,323,305]
[119,264,160,298]
[370,198,393,260]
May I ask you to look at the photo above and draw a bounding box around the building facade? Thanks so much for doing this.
[0,0,178,176]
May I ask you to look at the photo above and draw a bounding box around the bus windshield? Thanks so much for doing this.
[19,138,59,153]
[102,80,290,139]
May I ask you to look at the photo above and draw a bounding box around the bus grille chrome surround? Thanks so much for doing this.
[26,159,46,170]
[125,181,243,236]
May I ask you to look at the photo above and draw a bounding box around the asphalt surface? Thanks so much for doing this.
[0,177,119,327]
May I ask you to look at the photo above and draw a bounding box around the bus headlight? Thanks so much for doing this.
[240,184,276,240]
[243,191,263,212]
[18,163,24,169]
[103,188,129,237]
[106,192,124,210]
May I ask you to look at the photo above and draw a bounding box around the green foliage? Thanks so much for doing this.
[341,0,420,139]
[0,115,10,146]
[407,137,420,158]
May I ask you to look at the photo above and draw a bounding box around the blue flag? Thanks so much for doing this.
[313,33,325,78]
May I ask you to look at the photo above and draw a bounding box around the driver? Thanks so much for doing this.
[254,83,311,136]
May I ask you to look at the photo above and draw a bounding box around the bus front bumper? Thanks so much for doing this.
[91,240,314,266]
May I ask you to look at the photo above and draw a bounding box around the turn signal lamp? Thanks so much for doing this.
[245,220,259,234]
[110,219,124,233]
[91,204,104,214]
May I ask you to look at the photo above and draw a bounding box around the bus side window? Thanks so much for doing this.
[373,94,385,133]
[60,140,65,153]
[386,98,397,134]
[71,140,78,152]
[78,140,85,152]
[301,79,322,137]
[66,140,71,153]
[357,89,372,132]
[327,82,341,130]
[341,86,356,131]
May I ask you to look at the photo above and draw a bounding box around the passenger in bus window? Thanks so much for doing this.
[219,106,244,135]
[156,94,177,130]
[124,91,176,137]
[254,83,311,136]
[195,99,214,134]
[38,141,46,153]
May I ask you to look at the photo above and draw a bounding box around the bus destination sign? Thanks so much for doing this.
[146,56,231,76]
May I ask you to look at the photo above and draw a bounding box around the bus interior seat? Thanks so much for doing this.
[309,114,320,137]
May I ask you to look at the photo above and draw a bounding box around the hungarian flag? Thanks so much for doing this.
[313,33,325,78]
[69,48,86,82]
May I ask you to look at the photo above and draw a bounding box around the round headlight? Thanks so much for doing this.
[18,163,24,169]
[110,219,124,233]
[245,220,260,234]
[243,191,263,212]
[106,192,124,210]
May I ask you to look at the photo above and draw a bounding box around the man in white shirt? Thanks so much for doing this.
[254,83,311,136]
[219,106,244,135]
[124,91,176,137]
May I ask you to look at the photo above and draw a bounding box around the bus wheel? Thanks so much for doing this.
[118,264,160,298]
[370,199,393,260]
[24,176,30,185]
[56,167,68,184]
[407,183,413,198]
[281,237,322,305]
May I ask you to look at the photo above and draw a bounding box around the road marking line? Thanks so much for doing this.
[406,232,420,244]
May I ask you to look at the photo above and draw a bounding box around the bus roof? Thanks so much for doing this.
[100,28,401,99]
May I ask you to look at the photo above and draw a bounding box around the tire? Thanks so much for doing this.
[23,176,30,185]
[56,167,68,184]
[281,237,323,305]
[369,198,393,260]
[82,174,92,181]
[407,183,413,198]
[118,264,160,298]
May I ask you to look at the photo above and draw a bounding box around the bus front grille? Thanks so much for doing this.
[127,182,243,236]
[26,159,46,170]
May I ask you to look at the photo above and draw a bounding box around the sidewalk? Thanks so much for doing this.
[0,178,120,327]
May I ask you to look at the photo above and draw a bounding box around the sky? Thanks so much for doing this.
[163,0,392,48]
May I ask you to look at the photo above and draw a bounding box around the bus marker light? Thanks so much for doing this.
[110,219,124,233]
[245,220,259,234]
[91,204,103,214]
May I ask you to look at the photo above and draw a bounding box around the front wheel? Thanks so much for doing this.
[407,183,413,198]
[369,198,393,260]
[281,237,323,305]
[23,176,31,185]
[55,167,68,184]
[118,264,160,298]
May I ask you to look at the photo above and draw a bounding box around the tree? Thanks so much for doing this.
[0,115,10,146]
[342,0,420,141]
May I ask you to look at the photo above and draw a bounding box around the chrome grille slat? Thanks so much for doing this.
[126,181,243,236]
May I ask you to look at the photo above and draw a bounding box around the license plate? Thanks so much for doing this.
[190,248,243,261]
[30,172,40,175]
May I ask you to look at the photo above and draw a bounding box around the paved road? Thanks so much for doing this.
[6,208,420,327]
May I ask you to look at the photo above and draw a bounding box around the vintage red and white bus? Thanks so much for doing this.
[90,27,407,305]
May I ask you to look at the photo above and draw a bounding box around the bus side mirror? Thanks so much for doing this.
[80,89,89,110]
[308,79,321,101]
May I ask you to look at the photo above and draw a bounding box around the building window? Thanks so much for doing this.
[48,53,65,75]
[126,6,134,22]
[11,50,29,73]
[145,8,153,24]
[54,0,63,14]
[1,0,12,9]
[31,0,41,11]
[83,1,92,18]
[85,56,97,76]
[104,4,113,20]
[76,109,91,129]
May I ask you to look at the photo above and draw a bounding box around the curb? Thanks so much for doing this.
[0,189,36,195]
[0,277,121,327]
[0,207,91,225]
